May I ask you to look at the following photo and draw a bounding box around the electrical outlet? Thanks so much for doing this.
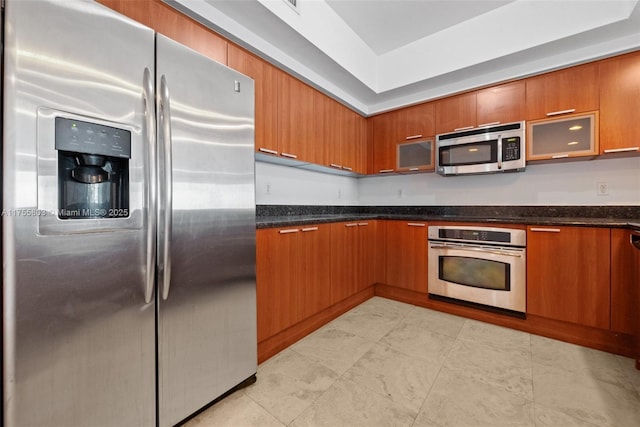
[597,182,609,196]
[337,189,342,199]
[265,183,271,195]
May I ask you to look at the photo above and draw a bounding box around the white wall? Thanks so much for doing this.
[256,161,359,205]
[256,157,640,206]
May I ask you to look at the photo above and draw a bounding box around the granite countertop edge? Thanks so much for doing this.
[256,214,640,229]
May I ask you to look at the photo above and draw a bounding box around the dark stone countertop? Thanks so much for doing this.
[255,205,640,230]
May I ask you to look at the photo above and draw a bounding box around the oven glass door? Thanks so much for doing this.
[439,255,510,291]
[439,140,497,167]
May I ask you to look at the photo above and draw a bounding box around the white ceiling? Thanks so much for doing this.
[324,0,516,55]
[172,0,640,115]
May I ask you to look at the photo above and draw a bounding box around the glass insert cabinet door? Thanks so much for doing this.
[439,255,510,291]
[527,111,599,160]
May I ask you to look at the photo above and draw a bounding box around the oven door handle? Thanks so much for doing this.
[429,244,523,258]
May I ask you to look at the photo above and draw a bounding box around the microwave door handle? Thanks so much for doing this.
[429,244,523,258]
[497,135,502,169]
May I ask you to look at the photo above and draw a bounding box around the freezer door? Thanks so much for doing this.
[156,34,257,427]
[2,1,156,426]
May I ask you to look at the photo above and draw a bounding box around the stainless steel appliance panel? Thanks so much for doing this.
[155,34,257,427]
[3,1,155,426]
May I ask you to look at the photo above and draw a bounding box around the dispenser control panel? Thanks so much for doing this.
[55,117,131,158]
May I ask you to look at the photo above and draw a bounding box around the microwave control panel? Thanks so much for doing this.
[502,137,521,161]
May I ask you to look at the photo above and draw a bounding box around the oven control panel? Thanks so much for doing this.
[428,226,526,247]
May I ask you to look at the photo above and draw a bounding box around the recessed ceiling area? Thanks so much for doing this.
[324,0,516,55]
[171,0,640,115]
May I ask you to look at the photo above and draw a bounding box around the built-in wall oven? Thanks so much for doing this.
[428,225,526,315]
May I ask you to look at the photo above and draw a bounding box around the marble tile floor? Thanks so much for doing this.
[185,297,640,427]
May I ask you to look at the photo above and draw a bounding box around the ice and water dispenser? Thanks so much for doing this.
[55,117,130,219]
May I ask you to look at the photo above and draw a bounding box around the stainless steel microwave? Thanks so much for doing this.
[436,121,526,176]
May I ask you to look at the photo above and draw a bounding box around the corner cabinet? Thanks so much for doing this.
[526,226,610,329]
[370,102,435,174]
[598,51,640,156]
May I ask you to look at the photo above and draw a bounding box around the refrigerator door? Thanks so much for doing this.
[2,1,156,426]
[156,34,257,426]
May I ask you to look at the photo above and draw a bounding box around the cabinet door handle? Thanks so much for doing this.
[279,228,299,234]
[379,169,394,173]
[281,152,297,159]
[345,223,358,227]
[301,227,318,232]
[604,147,639,153]
[409,167,420,171]
[546,108,575,117]
[258,148,278,155]
[405,134,423,140]
[330,163,342,169]
[454,125,474,131]
[530,227,560,233]
[408,223,426,227]
[358,222,369,226]
[551,154,569,159]
[342,166,353,171]
[478,121,500,127]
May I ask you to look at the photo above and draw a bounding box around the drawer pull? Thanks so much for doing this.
[258,148,278,155]
[379,169,394,173]
[330,163,342,169]
[281,152,297,159]
[551,154,569,159]
[546,109,575,117]
[406,134,423,140]
[408,223,426,227]
[345,223,358,227]
[358,223,369,226]
[279,229,299,234]
[530,227,560,233]
[342,166,353,171]
[478,121,500,127]
[301,227,318,232]
[603,147,639,153]
[409,167,420,171]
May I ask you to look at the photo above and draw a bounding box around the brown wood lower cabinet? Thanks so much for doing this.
[384,220,428,293]
[526,226,611,330]
[256,225,330,342]
[330,221,384,304]
[611,229,638,335]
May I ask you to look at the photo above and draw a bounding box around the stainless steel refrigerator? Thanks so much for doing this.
[2,1,257,426]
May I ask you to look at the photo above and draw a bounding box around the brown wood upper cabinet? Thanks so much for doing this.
[228,45,278,155]
[526,226,610,330]
[435,81,524,134]
[319,97,366,174]
[371,102,435,173]
[525,62,599,120]
[277,73,327,165]
[598,51,640,156]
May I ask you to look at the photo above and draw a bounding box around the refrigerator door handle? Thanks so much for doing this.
[159,74,173,300]
[143,67,157,304]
